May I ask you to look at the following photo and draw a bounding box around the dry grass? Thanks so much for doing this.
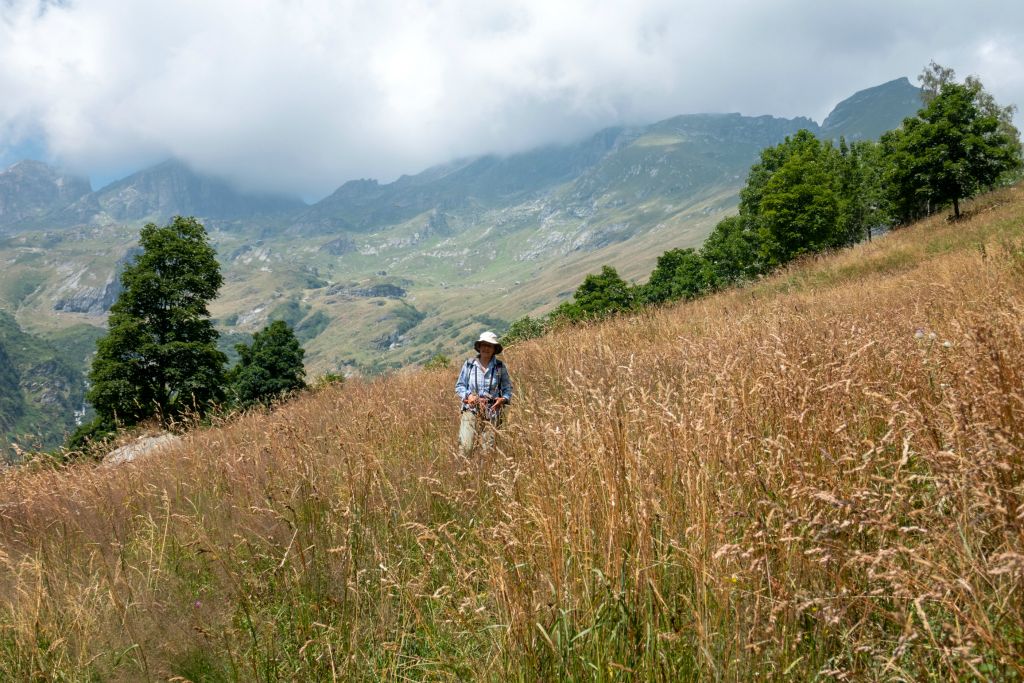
[1,186,1023,681]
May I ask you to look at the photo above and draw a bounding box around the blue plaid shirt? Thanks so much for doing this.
[455,356,513,413]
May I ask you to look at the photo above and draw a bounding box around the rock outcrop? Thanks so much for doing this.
[103,433,182,467]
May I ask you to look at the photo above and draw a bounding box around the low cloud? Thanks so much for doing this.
[2,0,1022,198]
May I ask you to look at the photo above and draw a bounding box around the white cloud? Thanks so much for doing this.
[1,0,1022,197]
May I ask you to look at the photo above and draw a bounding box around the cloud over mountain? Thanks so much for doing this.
[1,0,1022,197]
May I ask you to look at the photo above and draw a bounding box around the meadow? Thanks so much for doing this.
[1,186,1022,680]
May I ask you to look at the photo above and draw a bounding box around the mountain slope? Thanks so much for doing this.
[291,128,626,233]
[0,160,92,231]
[821,76,922,141]
[0,342,24,436]
[0,184,1020,678]
[0,311,97,456]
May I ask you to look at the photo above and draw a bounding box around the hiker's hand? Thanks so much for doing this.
[492,398,506,409]
[465,394,479,406]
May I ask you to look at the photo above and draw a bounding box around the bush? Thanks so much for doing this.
[314,372,346,390]
[503,316,546,345]
[640,248,712,304]
[424,353,451,370]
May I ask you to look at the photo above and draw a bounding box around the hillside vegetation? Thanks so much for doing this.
[1,185,1023,680]
[0,312,97,456]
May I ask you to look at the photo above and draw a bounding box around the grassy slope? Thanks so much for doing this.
[0,185,1022,680]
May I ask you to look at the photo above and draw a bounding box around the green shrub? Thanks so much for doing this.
[424,353,451,370]
[503,316,546,345]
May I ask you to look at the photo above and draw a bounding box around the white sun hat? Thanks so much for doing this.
[474,330,503,354]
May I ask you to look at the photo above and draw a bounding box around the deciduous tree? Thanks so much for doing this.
[85,216,226,429]
[229,320,306,408]
[642,248,711,303]
[883,69,1022,221]
[700,215,763,286]
[742,130,843,266]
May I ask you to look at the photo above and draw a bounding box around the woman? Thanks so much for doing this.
[454,331,513,457]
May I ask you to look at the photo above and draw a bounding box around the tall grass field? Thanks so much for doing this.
[2,186,1024,680]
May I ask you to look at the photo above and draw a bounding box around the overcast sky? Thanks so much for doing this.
[1,0,1022,199]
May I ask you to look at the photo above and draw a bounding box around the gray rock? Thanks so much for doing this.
[320,236,356,256]
[103,433,182,467]
[52,247,139,315]
[326,283,407,299]
[53,275,121,315]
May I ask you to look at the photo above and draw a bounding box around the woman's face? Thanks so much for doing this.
[478,342,495,356]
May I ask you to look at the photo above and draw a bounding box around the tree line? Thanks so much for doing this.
[70,216,312,450]
[504,64,1022,345]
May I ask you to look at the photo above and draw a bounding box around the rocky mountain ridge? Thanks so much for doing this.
[0,160,92,230]
[821,77,922,141]
[86,159,307,224]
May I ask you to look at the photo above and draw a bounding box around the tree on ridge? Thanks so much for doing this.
[883,66,1022,221]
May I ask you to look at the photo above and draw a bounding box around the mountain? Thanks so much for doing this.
[0,78,923,238]
[291,128,626,233]
[0,342,24,437]
[56,159,307,228]
[0,160,92,231]
[0,77,924,449]
[291,114,824,237]
[291,81,921,240]
[821,76,922,141]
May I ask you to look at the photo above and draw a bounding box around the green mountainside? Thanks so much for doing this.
[0,311,100,457]
[0,343,24,435]
[0,78,923,450]
[292,128,625,234]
